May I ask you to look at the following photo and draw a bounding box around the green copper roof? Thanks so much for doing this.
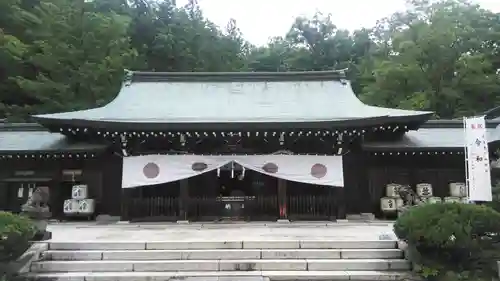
[33,71,432,130]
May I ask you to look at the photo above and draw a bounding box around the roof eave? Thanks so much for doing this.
[0,145,108,155]
[363,139,500,151]
[362,145,464,152]
[33,113,432,132]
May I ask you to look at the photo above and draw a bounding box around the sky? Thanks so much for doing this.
[176,0,500,46]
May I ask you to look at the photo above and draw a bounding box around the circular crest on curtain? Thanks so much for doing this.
[310,163,327,178]
[262,162,279,173]
[143,162,160,179]
[192,162,208,172]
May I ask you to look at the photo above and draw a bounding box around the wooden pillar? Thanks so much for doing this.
[327,187,335,221]
[0,182,7,211]
[179,179,189,221]
[337,187,346,219]
[83,162,102,219]
[277,179,287,219]
[102,155,123,217]
[342,150,369,216]
[0,160,8,211]
[120,189,132,221]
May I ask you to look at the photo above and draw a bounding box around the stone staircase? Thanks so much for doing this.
[25,240,412,281]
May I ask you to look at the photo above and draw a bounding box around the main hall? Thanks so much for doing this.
[0,70,499,221]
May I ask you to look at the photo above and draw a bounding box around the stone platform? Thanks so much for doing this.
[45,221,397,242]
[25,221,412,281]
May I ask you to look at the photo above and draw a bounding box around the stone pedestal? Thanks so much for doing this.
[497,261,500,280]
[21,187,52,241]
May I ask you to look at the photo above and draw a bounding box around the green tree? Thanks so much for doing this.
[247,12,375,94]
[359,0,500,118]
[2,0,499,121]
[0,0,41,120]
[247,37,293,72]
[125,0,249,72]
[1,0,136,120]
[0,0,250,121]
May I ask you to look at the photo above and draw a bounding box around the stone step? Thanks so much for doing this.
[47,240,398,250]
[44,248,404,260]
[31,259,411,272]
[24,270,413,281]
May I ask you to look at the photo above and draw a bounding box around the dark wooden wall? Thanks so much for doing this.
[0,158,82,217]
[100,155,123,216]
[343,150,369,214]
[0,150,468,221]
[93,151,466,219]
[360,152,465,216]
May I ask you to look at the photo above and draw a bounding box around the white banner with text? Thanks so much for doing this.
[464,116,492,201]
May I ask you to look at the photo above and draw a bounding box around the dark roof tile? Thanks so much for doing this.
[363,127,500,150]
[0,124,107,153]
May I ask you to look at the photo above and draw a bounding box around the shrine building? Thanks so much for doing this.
[0,70,499,221]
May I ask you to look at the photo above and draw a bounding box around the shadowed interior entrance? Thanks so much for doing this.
[122,157,340,222]
[217,163,258,221]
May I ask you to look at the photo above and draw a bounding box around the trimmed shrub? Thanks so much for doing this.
[0,212,35,279]
[394,203,500,280]
[486,181,500,212]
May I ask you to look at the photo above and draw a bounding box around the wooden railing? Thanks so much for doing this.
[122,194,337,222]
[122,196,180,222]
[187,197,226,221]
[187,196,279,221]
[287,195,337,221]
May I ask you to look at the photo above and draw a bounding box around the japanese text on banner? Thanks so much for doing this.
[464,116,492,202]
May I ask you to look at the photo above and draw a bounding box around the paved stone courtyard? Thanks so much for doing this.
[46,221,396,242]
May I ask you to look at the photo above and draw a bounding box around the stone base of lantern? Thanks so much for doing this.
[33,229,52,241]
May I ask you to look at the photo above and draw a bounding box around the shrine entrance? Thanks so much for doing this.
[216,164,256,221]
[185,164,280,222]
[121,154,344,222]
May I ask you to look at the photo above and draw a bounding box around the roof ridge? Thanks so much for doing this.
[126,70,348,83]
[484,105,500,119]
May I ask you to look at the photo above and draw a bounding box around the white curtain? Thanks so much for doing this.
[232,155,343,187]
[122,155,231,188]
[122,155,344,188]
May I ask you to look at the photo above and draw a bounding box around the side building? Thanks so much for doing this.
[0,123,121,218]
[0,71,498,221]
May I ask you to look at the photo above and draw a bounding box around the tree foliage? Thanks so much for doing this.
[394,203,500,280]
[0,211,35,280]
[361,0,500,118]
[0,0,499,120]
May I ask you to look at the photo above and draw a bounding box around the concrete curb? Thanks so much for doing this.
[48,220,395,228]
[10,242,48,274]
[397,241,409,259]
[23,271,412,281]
[397,240,424,281]
[46,240,399,250]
